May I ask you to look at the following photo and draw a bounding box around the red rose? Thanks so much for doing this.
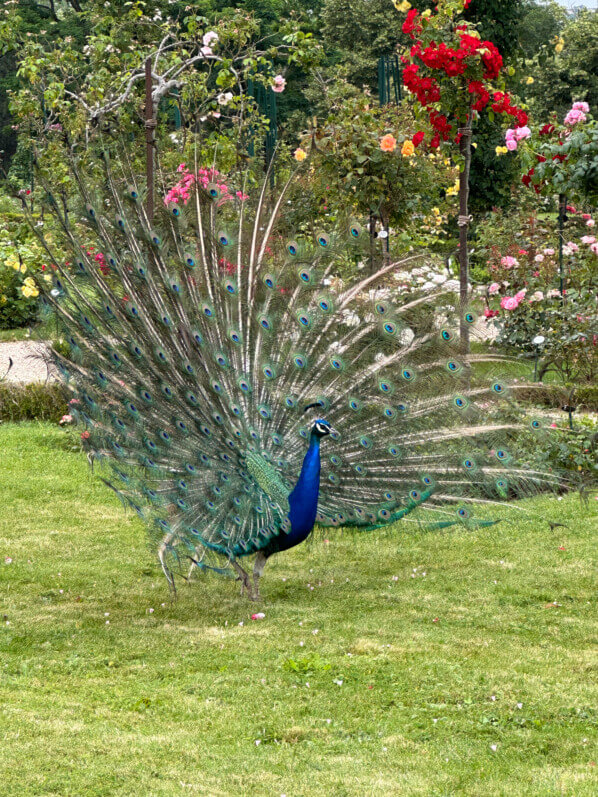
[412,131,425,147]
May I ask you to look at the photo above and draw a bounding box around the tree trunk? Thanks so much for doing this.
[145,58,155,222]
[458,112,473,355]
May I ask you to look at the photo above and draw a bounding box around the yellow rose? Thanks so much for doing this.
[293,147,307,162]
[19,264,27,273]
[421,9,431,18]
[401,140,415,157]
[526,76,534,85]
[0,295,6,305]
[393,0,411,11]
[23,276,36,288]
[432,207,440,216]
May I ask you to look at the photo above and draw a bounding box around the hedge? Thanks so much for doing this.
[0,383,69,423]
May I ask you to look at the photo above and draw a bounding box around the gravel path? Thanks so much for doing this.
[0,341,58,384]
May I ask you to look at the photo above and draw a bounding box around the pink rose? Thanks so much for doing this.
[564,108,586,125]
[505,128,516,141]
[506,139,518,151]
[586,219,595,227]
[514,126,531,141]
[581,235,596,244]
[488,282,500,294]
[272,74,286,93]
[590,243,598,255]
[572,101,589,113]
[500,255,519,268]
[567,242,579,252]
[500,296,519,310]
[515,289,527,301]
[534,254,544,263]
[543,248,555,255]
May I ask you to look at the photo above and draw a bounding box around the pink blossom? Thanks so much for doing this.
[506,139,518,151]
[203,31,219,47]
[272,74,286,93]
[550,422,557,428]
[543,248,555,255]
[532,270,540,277]
[505,128,516,141]
[251,613,265,620]
[567,242,579,252]
[529,290,544,302]
[515,289,527,301]
[586,219,595,227]
[59,414,73,425]
[200,46,213,56]
[484,308,499,318]
[534,254,544,263]
[500,296,519,310]
[581,235,596,244]
[572,101,589,113]
[514,126,531,141]
[500,255,519,268]
[564,108,586,125]
[518,249,528,255]
[591,243,598,255]
[582,213,592,220]
[488,282,500,294]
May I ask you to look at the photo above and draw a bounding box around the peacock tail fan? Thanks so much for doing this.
[26,142,564,584]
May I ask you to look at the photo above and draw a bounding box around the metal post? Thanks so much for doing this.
[558,193,566,300]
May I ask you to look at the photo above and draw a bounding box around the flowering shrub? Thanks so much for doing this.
[517,103,598,202]
[0,198,47,329]
[481,208,597,386]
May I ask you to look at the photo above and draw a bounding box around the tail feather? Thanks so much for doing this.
[26,142,567,578]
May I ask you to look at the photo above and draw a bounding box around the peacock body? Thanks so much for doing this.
[28,146,561,599]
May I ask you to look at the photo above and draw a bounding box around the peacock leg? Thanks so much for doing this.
[157,531,176,596]
[252,552,268,601]
[230,559,254,599]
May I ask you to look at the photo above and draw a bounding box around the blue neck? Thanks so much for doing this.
[281,430,321,550]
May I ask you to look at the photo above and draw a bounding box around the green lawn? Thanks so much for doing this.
[1,423,596,796]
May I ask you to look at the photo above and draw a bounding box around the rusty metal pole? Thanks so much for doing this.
[145,57,155,222]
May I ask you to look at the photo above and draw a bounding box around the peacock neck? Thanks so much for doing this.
[282,430,322,549]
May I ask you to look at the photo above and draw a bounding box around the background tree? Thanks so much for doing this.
[526,9,598,119]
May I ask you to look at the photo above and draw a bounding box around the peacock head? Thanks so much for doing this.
[312,419,336,438]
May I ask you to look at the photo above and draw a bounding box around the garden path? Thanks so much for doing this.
[0,340,57,383]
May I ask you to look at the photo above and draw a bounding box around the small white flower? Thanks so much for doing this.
[333,678,343,686]
[490,744,497,752]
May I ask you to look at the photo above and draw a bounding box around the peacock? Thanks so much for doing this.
[25,142,562,600]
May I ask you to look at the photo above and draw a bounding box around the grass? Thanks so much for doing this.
[1,422,596,796]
